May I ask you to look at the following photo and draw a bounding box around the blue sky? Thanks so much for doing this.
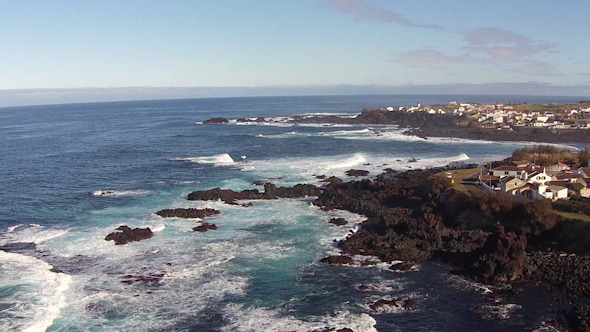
[1,0,589,105]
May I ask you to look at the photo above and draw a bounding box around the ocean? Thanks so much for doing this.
[0,95,585,331]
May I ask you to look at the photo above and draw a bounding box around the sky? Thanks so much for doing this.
[1,0,590,106]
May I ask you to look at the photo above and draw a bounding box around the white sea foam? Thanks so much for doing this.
[0,251,71,332]
[234,152,474,188]
[447,274,494,294]
[172,153,236,166]
[296,112,353,117]
[151,224,165,232]
[326,153,367,170]
[477,303,522,320]
[221,304,377,332]
[355,278,406,294]
[319,128,373,137]
[0,224,68,246]
[294,123,355,128]
[91,189,152,197]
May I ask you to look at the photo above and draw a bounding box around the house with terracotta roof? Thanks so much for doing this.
[546,162,571,174]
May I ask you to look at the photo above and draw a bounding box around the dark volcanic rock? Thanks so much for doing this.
[321,255,353,265]
[155,208,220,219]
[0,242,37,253]
[568,304,590,332]
[203,117,228,124]
[389,261,415,272]
[368,297,417,312]
[345,169,369,177]
[368,299,399,312]
[455,224,527,284]
[188,183,320,204]
[105,226,153,245]
[329,218,348,226]
[193,222,218,232]
[523,252,590,297]
[121,273,164,285]
[314,168,565,286]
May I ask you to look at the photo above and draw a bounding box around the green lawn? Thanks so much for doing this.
[555,211,590,222]
[432,167,483,194]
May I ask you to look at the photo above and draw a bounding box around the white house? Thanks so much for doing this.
[492,166,528,179]
[499,176,526,193]
[546,162,571,174]
[531,184,568,201]
[527,171,551,185]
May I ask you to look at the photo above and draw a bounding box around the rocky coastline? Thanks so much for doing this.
[312,168,589,330]
[203,108,590,143]
[186,167,589,329]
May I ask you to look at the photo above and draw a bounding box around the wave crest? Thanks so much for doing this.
[172,153,236,166]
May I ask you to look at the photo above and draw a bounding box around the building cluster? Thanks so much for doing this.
[385,101,590,130]
[479,162,590,201]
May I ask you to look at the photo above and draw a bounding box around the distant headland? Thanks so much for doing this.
[204,101,590,144]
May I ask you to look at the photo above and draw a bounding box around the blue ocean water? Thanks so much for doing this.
[0,95,584,331]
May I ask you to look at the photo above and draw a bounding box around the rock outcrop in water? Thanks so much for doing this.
[328,218,348,226]
[203,117,228,124]
[193,222,218,232]
[155,208,220,219]
[188,182,320,204]
[105,225,153,245]
[345,169,369,177]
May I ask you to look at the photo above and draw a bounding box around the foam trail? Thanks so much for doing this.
[91,189,151,197]
[221,304,377,332]
[172,153,236,166]
[319,128,372,136]
[0,251,71,332]
[0,224,68,246]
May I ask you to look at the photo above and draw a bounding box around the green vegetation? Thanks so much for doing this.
[553,199,590,216]
[555,211,590,223]
[437,183,558,236]
[512,145,590,166]
[431,167,482,194]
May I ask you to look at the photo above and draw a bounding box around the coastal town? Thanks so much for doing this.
[386,100,590,131]
[472,158,590,201]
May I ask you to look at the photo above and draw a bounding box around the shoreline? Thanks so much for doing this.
[185,165,589,330]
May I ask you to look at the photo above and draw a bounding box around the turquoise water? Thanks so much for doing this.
[0,95,584,331]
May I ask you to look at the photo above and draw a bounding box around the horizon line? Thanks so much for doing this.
[0,83,589,108]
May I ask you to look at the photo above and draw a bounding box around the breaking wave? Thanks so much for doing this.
[91,189,152,197]
[0,251,71,332]
[172,153,236,166]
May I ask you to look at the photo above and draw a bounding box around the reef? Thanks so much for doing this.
[105,225,153,245]
[202,117,228,124]
[188,182,320,204]
[193,222,218,232]
[155,208,220,219]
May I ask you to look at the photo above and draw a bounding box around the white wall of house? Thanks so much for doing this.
[528,172,550,185]
[551,186,568,200]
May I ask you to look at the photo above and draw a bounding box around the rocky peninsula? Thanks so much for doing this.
[186,166,589,329]
[203,101,590,143]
